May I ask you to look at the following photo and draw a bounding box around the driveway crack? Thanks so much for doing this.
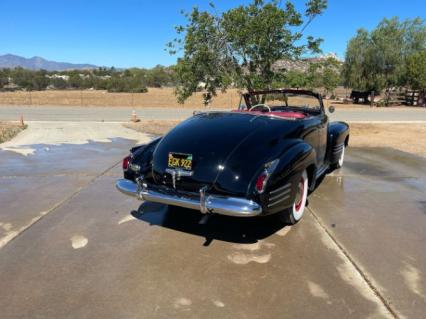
[308,206,400,319]
[0,160,121,250]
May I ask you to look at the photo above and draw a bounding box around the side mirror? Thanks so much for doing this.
[328,105,335,113]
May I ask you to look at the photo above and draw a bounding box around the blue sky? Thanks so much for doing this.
[0,0,424,68]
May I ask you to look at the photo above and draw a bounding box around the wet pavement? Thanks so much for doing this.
[0,137,425,318]
[310,147,426,319]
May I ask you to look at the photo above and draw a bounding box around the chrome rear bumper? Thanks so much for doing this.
[115,179,262,217]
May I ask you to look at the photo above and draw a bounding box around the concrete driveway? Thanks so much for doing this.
[0,124,425,318]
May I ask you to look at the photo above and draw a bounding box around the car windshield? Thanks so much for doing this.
[243,92,321,112]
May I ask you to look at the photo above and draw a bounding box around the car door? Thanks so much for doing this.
[301,117,321,163]
[316,113,328,167]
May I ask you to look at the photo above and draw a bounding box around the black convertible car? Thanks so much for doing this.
[116,89,349,224]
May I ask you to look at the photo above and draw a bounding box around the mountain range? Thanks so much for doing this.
[0,54,98,71]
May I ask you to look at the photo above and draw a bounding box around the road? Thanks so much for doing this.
[1,105,426,122]
[0,123,425,318]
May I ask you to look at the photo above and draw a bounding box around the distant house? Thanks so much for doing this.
[47,74,70,81]
[1,83,20,91]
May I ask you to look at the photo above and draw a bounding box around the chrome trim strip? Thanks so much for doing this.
[270,183,291,195]
[316,165,328,178]
[268,195,290,208]
[116,179,262,217]
[333,144,344,150]
[269,188,291,201]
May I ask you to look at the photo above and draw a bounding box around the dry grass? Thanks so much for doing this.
[124,120,182,136]
[0,88,241,109]
[0,87,378,109]
[0,122,26,144]
[349,123,426,157]
[125,120,426,158]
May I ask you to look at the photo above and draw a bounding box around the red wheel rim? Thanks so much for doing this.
[295,176,305,211]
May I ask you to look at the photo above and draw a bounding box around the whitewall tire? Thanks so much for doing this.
[336,146,345,168]
[279,170,308,225]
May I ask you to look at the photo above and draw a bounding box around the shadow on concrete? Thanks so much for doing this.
[131,202,287,246]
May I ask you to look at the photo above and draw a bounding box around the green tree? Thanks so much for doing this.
[13,68,34,90]
[50,77,68,89]
[145,65,174,87]
[282,70,309,89]
[31,70,49,90]
[405,51,426,90]
[319,57,341,95]
[168,0,327,103]
[342,17,426,93]
[68,72,82,89]
[0,69,10,88]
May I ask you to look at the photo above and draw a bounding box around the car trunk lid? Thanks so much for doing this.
[151,112,267,192]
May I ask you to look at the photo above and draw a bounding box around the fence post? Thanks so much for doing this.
[370,91,374,107]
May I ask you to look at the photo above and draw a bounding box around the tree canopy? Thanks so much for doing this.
[277,56,341,94]
[405,51,426,90]
[168,0,328,103]
[342,17,426,92]
[0,66,177,92]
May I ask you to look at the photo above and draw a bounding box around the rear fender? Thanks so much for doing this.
[126,137,162,181]
[328,122,349,164]
[257,141,316,214]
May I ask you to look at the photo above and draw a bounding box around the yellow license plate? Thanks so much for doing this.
[168,152,193,170]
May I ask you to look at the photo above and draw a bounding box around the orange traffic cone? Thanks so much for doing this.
[131,110,140,122]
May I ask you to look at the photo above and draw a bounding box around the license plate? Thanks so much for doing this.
[168,152,193,170]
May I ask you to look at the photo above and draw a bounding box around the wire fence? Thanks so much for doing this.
[0,88,240,109]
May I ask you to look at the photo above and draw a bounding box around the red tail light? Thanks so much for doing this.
[255,171,268,193]
[254,159,280,194]
[122,155,130,170]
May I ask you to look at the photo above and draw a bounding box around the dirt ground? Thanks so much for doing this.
[125,121,426,158]
[124,120,182,136]
[349,123,426,157]
[0,122,26,144]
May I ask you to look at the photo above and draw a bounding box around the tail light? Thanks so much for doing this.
[122,155,131,170]
[255,171,268,193]
[255,159,279,194]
